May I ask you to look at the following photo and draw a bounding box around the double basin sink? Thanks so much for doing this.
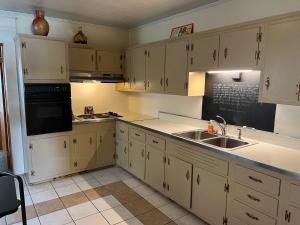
[172,130,250,150]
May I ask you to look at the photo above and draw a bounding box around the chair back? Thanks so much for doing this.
[0,176,18,214]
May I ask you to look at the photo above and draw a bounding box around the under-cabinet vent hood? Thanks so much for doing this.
[70,72,124,83]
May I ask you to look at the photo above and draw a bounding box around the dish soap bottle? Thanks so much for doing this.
[207,120,215,134]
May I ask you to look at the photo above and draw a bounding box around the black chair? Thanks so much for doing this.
[0,172,27,225]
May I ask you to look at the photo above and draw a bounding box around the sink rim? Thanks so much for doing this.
[202,136,253,150]
[172,129,219,141]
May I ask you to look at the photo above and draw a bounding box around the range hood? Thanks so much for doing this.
[70,72,124,83]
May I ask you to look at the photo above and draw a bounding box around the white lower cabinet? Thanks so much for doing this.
[129,139,146,180]
[29,136,71,182]
[192,166,227,225]
[165,154,192,209]
[116,139,129,169]
[286,206,300,225]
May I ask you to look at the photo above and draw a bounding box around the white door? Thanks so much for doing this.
[145,145,165,193]
[260,19,300,105]
[189,34,220,71]
[129,140,145,180]
[165,40,189,95]
[219,26,260,69]
[116,140,129,170]
[146,44,165,93]
[192,166,227,225]
[131,47,146,91]
[97,122,116,167]
[97,50,123,74]
[30,136,70,181]
[165,154,192,209]
[69,47,96,72]
[72,132,97,171]
[288,206,300,225]
[21,38,67,81]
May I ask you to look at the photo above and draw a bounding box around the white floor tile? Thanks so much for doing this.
[31,189,58,204]
[25,195,33,206]
[0,217,6,225]
[96,174,120,185]
[122,178,143,188]
[12,218,40,225]
[92,195,121,211]
[16,184,29,197]
[76,179,101,191]
[115,171,133,181]
[159,203,188,220]
[144,193,171,208]
[116,217,143,225]
[175,214,208,225]
[51,177,74,188]
[75,213,109,225]
[67,201,98,221]
[132,184,155,197]
[101,205,134,225]
[71,173,94,183]
[39,209,72,225]
[65,223,75,225]
[27,182,53,195]
[55,183,81,197]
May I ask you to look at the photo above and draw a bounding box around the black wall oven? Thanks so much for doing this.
[25,83,72,136]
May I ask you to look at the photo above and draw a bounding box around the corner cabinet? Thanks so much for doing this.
[19,36,68,82]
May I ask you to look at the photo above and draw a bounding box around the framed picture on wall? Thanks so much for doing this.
[170,23,194,38]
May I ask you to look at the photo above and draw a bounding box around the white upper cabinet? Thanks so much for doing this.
[219,26,261,70]
[131,47,146,91]
[20,37,68,82]
[145,43,166,93]
[97,50,123,74]
[165,39,189,95]
[69,47,96,72]
[189,34,220,71]
[260,18,300,105]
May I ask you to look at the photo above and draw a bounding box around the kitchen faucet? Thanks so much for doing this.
[215,115,227,136]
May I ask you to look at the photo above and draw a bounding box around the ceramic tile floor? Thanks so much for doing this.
[1,166,208,225]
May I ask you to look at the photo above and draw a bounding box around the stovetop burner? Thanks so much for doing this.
[76,112,122,120]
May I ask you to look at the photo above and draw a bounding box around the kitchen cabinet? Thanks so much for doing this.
[72,132,97,171]
[28,136,70,183]
[116,50,131,91]
[165,39,189,95]
[20,37,68,82]
[97,50,123,74]
[96,122,116,167]
[189,34,220,71]
[285,206,300,225]
[165,154,192,209]
[69,47,96,72]
[145,43,166,93]
[131,47,146,91]
[260,18,300,105]
[116,140,129,169]
[219,26,261,69]
[192,166,227,225]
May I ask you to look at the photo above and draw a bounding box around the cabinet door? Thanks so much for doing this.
[116,140,129,170]
[117,50,131,91]
[146,44,165,93]
[288,206,300,225]
[72,132,97,171]
[131,47,146,91]
[30,136,70,181]
[97,50,123,74]
[97,122,116,167]
[219,27,260,69]
[129,140,145,180]
[165,40,189,95]
[21,38,67,81]
[189,34,220,71]
[165,155,192,208]
[145,145,165,193]
[192,166,227,225]
[69,47,96,72]
[260,19,300,105]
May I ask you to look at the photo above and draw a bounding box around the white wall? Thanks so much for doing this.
[128,0,300,138]
[0,10,129,174]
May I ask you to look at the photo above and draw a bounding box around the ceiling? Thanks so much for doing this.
[0,0,220,28]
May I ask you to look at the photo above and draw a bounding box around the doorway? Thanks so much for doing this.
[0,43,12,172]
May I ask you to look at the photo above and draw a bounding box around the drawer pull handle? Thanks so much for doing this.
[124,147,127,154]
[135,133,141,137]
[152,140,159,144]
[246,212,259,221]
[247,194,260,202]
[248,176,263,183]
[120,130,125,134]
[196,174,200,185]
[147,152,150,160]
[186,170,190,181]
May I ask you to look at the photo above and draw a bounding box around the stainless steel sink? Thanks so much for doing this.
[172,130,217,141]
[202,137,249,149]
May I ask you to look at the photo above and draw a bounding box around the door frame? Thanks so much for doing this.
[0,43,12,170]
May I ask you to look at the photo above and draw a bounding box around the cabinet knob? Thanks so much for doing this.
[213,49,217,61]
[224,48,228,59]
[265,77,270,89]
[247,194,260,202]
[296,83,300,101]
[90,137,93,145]
[248,175,263,183]
[60,66,64,75]
[63,140,67,149]
[186,170,190,181]
[245,212,259,221]
[165,78,169,87]
[124,147,127,154]
[196,174,200,185]
[147,152,150,160]
[141,149,144,157]
[160,78,163,87]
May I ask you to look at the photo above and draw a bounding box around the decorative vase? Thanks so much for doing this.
[73,27,88,44]
[31,10,49,36]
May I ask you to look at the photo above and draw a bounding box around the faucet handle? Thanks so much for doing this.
[237,127,243,139]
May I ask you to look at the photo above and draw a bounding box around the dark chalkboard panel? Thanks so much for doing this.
[202,72,276,132]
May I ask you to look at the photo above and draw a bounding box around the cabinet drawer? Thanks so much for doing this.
[289,183,300,206]
[146,134,165,150]
[232,200,276,225]
[233,183,278,216]
[233,165,280,196]
[129,128,145,143]
[116,122,128,141]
